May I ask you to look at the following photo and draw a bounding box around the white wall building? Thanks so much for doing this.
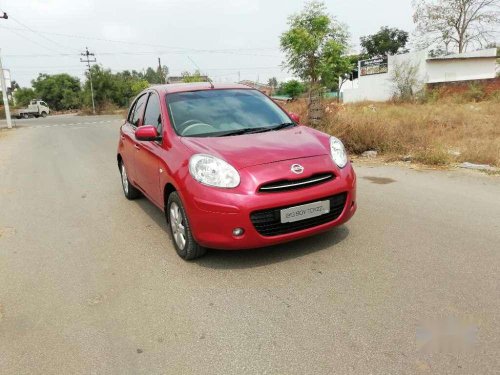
[341,48,498,103]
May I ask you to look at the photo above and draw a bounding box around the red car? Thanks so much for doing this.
[117,83,357,260]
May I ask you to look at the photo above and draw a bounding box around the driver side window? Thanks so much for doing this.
[130,94,148,127]
[143,92,162,134]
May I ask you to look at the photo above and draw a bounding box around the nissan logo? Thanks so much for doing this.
[291,164,304,174]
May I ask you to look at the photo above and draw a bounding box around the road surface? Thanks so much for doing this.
[1,115,499,374]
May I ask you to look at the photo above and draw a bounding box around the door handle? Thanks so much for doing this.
[134,144,141,150]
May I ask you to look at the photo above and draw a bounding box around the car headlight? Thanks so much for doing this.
[330,137,348,168]
[189,154,240,188]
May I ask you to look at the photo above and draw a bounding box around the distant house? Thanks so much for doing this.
[239,80,273,95]
[341,48,498,103]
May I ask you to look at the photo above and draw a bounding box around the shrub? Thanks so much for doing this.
[464,83,485,102]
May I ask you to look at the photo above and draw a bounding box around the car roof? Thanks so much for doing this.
[151,82,255,95]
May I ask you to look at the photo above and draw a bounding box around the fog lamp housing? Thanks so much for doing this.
[232,228,244,237]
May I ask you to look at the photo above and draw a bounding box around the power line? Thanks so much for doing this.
[2,50,282,59]
[0,25,281,57]
[80,47,96,114]
[7,14,79,53]
[2,26,64,55]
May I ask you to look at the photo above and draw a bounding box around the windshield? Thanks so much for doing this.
[166,89,294,137]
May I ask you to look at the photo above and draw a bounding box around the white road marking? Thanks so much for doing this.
[18,119,122,130]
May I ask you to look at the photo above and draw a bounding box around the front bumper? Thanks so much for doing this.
[179,157,357,250]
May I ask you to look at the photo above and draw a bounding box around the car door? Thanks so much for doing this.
[121,93,148,184]
[133,91,163,206]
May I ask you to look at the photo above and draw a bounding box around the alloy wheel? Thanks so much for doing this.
[121,164,129,194]
[169,202,186,250]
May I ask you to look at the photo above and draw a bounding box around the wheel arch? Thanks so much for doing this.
[163,183,177,220]
[117,153,123,170]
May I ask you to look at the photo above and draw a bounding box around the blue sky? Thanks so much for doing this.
[0,0,415,87]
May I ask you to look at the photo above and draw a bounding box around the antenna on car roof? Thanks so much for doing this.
[206,76,214,89]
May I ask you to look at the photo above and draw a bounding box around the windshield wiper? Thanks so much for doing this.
[269,122,295,131]
[245,122,296,134]
[215,123,295,137]
[215,127,270,137]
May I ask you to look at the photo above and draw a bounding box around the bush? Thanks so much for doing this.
[464,83,485,102]
[13,88,35,107]
[276,80,305,99]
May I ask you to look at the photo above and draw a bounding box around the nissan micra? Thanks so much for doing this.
[117,83,356,260]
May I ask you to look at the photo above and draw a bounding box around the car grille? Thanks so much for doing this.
[258,173,334,193]
[250,192,347,237]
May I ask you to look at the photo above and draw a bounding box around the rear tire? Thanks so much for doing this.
[22,113,29,119]
[167,192,206,260]
[120,161,140,200]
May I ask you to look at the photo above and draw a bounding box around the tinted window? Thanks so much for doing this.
[166,89,291,137]
[131,94,148,127]
[127,101,137,123]
[143,93,162,133]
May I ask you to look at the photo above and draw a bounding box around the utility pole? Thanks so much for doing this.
[80,47,96,114]
[0,49,12,129]
[0,11,12,128]
[157,57,165,84]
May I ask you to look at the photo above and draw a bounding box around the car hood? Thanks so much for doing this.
[180,126,330,170]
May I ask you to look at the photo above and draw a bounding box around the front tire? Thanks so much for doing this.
[120,161,140,200]
[41,111,47,118]
[167,192,206,260]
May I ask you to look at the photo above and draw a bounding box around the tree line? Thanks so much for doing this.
[13,65,168,111]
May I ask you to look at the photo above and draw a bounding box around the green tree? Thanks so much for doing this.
[280,1,350,89]
[360,26,409,58]
[277,80,305,99]
[83,65,151,110]
[268,77,278,91]
[143,66,168,84]
[14,87,35,107]
[31,73,81,110]
[83,66,115,109]
[131,80,150,96]
[280,1,351,122]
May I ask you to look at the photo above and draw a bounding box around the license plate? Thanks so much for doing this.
[280,200,330,223]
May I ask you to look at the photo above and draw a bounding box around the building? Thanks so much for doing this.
[341,48,498,103]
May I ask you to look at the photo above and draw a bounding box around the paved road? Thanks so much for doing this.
[1,115,499,374]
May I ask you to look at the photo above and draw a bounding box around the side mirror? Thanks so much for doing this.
[288,112,300,124]
[135,125,159,141]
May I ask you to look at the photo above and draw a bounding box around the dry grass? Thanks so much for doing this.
[79,102,127,117]
[281,96,500,167]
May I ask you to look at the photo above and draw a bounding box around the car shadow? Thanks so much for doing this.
[198,226,350,269]
[134,197,350,269]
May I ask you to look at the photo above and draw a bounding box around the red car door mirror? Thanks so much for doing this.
[288,112,300,124]
[135,125,159,141]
